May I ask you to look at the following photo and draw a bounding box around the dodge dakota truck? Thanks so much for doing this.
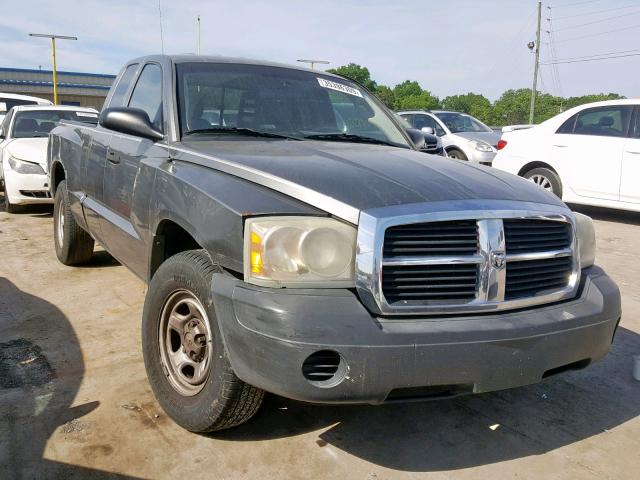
[48,55,621,433]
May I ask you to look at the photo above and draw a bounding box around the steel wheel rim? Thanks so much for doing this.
[56,202,65,247]
[158,290,213,396]
[528,174,553,191]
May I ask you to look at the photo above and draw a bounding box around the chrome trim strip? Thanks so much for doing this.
[166,145,361,225]
[505,248,572,262]
[355,201,579,316]
[382,255,483,266]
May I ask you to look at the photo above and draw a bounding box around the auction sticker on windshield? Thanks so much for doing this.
[317,78,363,98]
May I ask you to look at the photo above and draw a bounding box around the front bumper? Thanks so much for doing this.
[3,169,52,205]
[212,266,621,404]
[464,148,496,165]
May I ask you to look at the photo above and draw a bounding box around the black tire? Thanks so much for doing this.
[3,182,21,214]
[447,148,468,161]
[523,167,563,198]
[53,180,94,265]
[142,249,264,432]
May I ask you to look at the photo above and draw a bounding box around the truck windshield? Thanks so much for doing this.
[12,110,98,138]
[433,112,493,134]
[176,62,410,148]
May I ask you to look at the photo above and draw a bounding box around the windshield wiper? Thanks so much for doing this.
[185,127,300,140]
[304,133,398,147]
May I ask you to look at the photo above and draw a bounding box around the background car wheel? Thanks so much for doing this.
[53,180,94,265]
[142,249,264,433]
[3,182,21,214]
[447,148,468,161]
[523,167,563,198]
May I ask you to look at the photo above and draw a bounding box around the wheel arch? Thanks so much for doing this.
[518,161,558,177]
[50,161,66,196]
[149,218,204,281]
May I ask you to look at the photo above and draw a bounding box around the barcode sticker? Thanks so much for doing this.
[317,78,363,98]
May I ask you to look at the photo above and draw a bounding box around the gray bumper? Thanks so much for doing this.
[211,267,621,404]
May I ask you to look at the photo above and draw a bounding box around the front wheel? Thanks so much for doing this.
[447,148,468,161]
[142,249,264,432]
[3,181,21,214]
[53,180,94,265]
[523,167,563,198]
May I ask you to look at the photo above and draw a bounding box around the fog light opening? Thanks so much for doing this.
[301,350,347,388]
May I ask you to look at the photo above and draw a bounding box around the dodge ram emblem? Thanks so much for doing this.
[490,251,506,269]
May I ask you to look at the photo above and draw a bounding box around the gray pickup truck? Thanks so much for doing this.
[48,55,621,433]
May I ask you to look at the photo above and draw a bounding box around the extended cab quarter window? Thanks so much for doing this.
[109,63,138,108]
[572,106,631,138]
[128,64,163,132]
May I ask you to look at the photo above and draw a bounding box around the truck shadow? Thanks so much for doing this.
[222,326,640,472]
[0,278,137,479]
[569,204,640,226]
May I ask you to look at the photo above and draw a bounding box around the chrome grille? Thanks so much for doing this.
[383,220,478,256]
[382,264,478,303]
[505,256,573,300]
[504,219,571,254]
[356,207,580,316]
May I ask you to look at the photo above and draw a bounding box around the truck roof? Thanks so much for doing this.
[127,54,345,79]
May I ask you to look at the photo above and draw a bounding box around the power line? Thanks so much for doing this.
[554,3,640,20]
[554,23,640,42]
[550,0,604,8]
[542,52,640,64]
[552,48,640,62]
[553,9,640,31]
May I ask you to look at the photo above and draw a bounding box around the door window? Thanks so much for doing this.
[128,64,163,132]
[412,114,445,136]
[572,106,631,138]
[632,109,640,139]
[108,64,138,108]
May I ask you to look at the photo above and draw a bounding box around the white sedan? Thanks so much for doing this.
[493,99,640,212]
[0,105,98,212]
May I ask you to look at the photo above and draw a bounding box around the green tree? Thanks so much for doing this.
[562,93,625,110]
[326,63,377,91]
[442,93,492,124]
[374,85,395,109]
[393,80,440,110]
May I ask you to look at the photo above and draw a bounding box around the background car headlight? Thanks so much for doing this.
[8,156,45,175]
[468,140,493,153]
[574,212,595,268]
[244,216,356,287]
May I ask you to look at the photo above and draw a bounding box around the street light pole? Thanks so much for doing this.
[29,33,77,105]
[297,59,330,70]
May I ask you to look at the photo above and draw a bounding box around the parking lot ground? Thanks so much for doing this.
[1,199,639,480]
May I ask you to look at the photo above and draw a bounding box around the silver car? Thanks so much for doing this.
[398,110,501,165]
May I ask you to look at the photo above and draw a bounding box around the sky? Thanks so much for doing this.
[0,0,638,101]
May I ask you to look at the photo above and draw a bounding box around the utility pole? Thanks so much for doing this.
[29,33,77,105]
[529,1,542,124]
[296,59,330,70]
[196,15,201,55]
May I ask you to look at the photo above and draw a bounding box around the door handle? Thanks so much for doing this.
[626,150,640,155]
[553,144,568,148]
[106,150,120,164]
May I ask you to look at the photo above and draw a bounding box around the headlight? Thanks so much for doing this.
[574,212,595,268]
[244,216,357,287]
[468,140,493,153]
[8,156,45,175]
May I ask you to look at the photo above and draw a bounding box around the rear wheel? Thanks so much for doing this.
[142,249,264,432]
[53,180,94,265]
[523,167,563,198]
[447,148,468,161]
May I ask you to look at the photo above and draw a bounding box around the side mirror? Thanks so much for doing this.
[99,107,163,141]
[421,126,435,135]
[405,128,426,150]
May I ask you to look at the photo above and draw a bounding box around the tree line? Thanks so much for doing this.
[326,63,624,126]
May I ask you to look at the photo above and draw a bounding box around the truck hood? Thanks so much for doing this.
[453,131,502,147]
[5,137,49,168]
[177,139,565,222]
